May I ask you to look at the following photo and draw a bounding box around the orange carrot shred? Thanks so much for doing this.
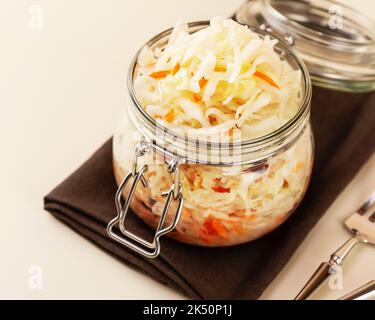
[164,110,174,122]
[150,70,170,79]
[248,214,257,221]
[211,220,228,238]
[212,186,231,193]
[234,98,246,105]
[203,217,228,238]
[199,77,208,89]
[228,128,234,137]
[208,115,217,125]
[295,162,304,172]
[172,63,180,75]
[254,71,280,89]
[193,93,202,102]
[282,179,289,188]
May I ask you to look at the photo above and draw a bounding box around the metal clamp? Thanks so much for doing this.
[260,23,295,46]
[107,141,184,258]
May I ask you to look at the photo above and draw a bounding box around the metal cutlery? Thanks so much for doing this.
[338,280,375,300]
[295,191,375,300]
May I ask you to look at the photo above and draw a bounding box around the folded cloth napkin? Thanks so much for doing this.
[44,87,375,299]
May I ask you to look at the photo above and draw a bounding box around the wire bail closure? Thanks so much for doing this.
[260,23,295,46]
[106,140,184,258]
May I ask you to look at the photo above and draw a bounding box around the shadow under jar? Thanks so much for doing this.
[111,22,313,257]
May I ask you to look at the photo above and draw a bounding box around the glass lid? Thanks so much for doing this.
[235,0,375,92]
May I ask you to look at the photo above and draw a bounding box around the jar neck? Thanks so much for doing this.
[126,21,312,166]
[126,93,311,167]
[259,0,375,91]
[261,0,375,44]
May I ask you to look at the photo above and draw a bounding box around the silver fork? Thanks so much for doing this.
[295,191,375,300]
[338,280,375,300]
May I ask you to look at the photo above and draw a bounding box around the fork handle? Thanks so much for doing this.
[339,280,375,300]
[294,262,335,300]
[294,236,360,300]
[330,236,360,265]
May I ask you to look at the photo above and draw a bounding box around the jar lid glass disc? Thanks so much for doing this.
[235,0,375,92]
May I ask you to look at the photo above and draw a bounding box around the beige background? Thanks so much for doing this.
[0,0,374,299]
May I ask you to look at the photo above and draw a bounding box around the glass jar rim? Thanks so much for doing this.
[262,0,375,46]
[235,0,375,92]
[127,20,312,158]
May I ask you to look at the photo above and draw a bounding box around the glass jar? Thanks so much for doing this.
[108,21,313,257]
[235,0,375,92]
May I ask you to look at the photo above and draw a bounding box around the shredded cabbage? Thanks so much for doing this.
[135,17,301,140]
[113,17,312,246]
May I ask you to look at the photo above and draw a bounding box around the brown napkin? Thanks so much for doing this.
[44,87,375,299]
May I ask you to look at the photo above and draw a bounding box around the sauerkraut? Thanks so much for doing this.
[113,17,313,246]
[134,16,301,140]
